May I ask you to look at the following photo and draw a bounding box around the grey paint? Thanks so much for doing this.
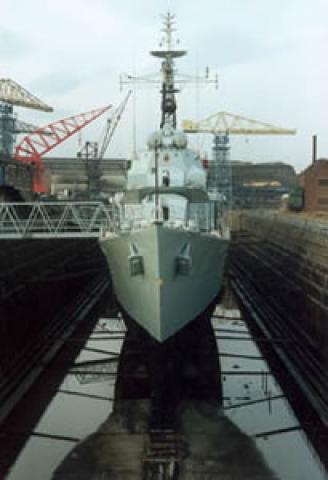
[100,223,229,342]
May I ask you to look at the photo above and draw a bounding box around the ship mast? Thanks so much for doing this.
[151,13,186,129]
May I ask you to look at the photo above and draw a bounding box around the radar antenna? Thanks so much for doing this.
[151,12,186,128]
[120,13,218,133]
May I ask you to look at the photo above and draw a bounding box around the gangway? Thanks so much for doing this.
[0,202,117,239]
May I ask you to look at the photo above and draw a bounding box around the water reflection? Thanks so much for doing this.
[6,317,123,480]
[215,306,326,480]
[6,304,327,480]
[52,309,277,480]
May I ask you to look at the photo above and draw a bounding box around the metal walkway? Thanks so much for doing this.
[0,202,116,239]
[43,157,128,175]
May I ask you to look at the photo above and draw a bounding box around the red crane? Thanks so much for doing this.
[15,105,111,193]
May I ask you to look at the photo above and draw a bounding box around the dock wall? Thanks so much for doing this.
[0,239,108,379]
[230,211,328,366]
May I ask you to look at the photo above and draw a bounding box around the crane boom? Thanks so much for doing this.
[15,105,111,193]
[182,111,296,135]
[78,92,132,198]
[98,90,132,159]
[0,78,53,112]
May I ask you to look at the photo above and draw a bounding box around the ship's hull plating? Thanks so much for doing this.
[100,224,228,342]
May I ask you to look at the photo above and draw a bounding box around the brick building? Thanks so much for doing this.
[299,159,328,211]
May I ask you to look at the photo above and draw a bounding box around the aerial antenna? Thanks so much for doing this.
[120,13,218,130]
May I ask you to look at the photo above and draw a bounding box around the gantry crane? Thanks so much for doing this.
[182,112,296,200]
[0,79,53,159]
[0,79,54,198]
[0,78,112,194]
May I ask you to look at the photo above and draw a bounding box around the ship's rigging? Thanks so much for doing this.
[120,13,218,134]
[150,13,186,128]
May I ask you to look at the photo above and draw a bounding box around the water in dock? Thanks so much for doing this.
[3,294,327,480]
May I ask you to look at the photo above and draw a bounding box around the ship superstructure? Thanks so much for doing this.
[100,13,230,342]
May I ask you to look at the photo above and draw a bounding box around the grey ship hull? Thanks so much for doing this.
[100,224,228,342]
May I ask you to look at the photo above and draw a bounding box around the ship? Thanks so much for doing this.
[100,13,230,343]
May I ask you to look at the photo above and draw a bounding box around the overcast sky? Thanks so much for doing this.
[1,0,327,171]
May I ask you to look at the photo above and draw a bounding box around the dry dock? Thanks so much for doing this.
[230,209,328,461]
[52,310,277,480]
[1,209,328,479]
[231,210,328,379]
